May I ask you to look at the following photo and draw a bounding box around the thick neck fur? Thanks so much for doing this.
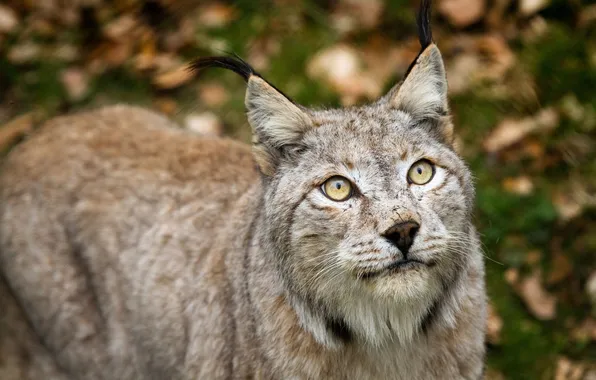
[236,190,486,379]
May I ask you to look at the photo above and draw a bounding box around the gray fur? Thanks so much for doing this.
[0,33,486,380]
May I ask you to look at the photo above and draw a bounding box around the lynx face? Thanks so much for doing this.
[193,13,477,347]
[262,103,474,345]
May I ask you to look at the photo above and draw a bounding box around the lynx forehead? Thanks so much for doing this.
[0,0,486,379]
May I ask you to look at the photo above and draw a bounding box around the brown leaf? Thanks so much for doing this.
[483,108,559,153]
[504,268,519,285]
[579,4,596,28]
[0,113,35,151]
[198,3,236,28]
[484,367,506,380]
[7,42,41,64]
[446,54,482,94]
[0,4,19,33]
[445,35,516,94]
[152,64,194,89]
[185,112,223,136]
[518,270,557,320]
[198,83,229,108]
[438,0,486,28]
[572,318,596,343]
[486,302,503,345]
[61,68,90,102]
[519,0,550,16]
[587,271,596,315]
[52,43,79,62]
[502,176,534,196]
[246,36,281,72]
[555,357,585,380]
[307,44,383,105]
[546,252,572,285]
[152,97,178,116]
[552,192,583,222]
[331,0,384,34]
[525,250,542,266]
[103,15,138,41]
[134,30,158,71]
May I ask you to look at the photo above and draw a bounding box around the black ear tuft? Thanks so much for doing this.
[403,0,434,77]
[189,54,259,82]
[416,0,433,51]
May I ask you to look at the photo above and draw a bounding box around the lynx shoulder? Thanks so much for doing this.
[0,1,487,379]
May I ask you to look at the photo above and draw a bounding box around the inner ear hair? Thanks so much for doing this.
[191,54,313,176]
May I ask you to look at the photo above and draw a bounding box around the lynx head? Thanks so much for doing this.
[193,0,477,348]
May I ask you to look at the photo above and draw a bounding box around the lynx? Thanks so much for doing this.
[0,1,486,379]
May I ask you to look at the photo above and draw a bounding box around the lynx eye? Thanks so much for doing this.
[407,160,435,185]
[321,176,353,201]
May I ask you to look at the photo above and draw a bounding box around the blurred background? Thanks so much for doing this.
[0,0,595,378]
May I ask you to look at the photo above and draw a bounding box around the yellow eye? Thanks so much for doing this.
[407,160,435,185]
[322,176,353,201]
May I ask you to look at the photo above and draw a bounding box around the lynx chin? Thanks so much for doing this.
[0,0,486,379]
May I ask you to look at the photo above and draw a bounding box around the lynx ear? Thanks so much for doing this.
[191,56,313,176]
[391,44,448,121]
[245,76,312,175]
[388,0,454,143]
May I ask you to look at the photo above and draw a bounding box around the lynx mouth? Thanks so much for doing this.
[358,259,431,280]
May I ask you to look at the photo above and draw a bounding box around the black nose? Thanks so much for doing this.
[383,221,420,255]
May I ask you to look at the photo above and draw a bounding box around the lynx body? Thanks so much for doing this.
[0,2,486,379]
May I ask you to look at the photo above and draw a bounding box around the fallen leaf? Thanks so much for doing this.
[162,17,195,52]
[483,108,559,153]
[445,35,516,93]
[247,36,281,72]
[52,43,79,62]
[486,0,512,29]
[61,68,90,102]
[546,252,572,284]
[307,44,382,105]
[152,97,178,116]
[525,250,542,266]
[103,15,137,40]
[198,83,229,107]
[185,112,223,136]
[198,3,236,28]
[438,0,486,28]
[579,4,596,28]
[134,30,157,71]
[519,0,550,16]
[7,42,41,64]
[446,54,482,94]
[555,357,585,380]
[585,369,596,380]
[552,192,583,222]
[504,267,519,285]
[0,4,19,33]
[0,113,35,151]
[152,64,194,89]
[307,44,360,85]
[521,16,549,43]
[587,271,596,315]
[502,176,534,195]
[331,0,384,34]
[475,35,516,81]
[486,302,503,344]
[484,367,506,380]
[518,270,557,320]
[572,318,596,343]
